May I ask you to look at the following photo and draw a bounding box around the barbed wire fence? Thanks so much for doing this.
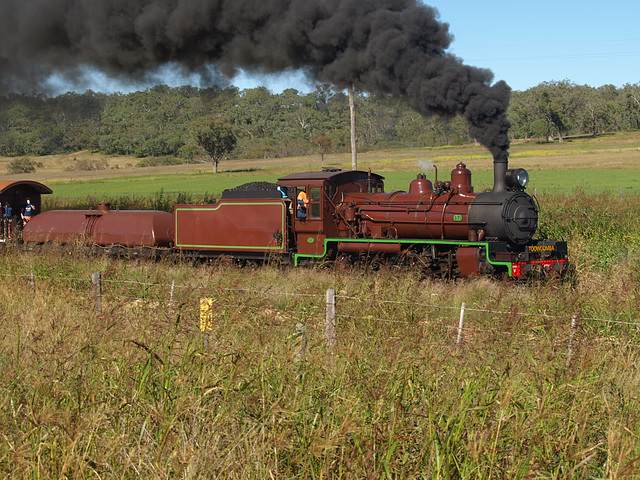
[6,270,640,366]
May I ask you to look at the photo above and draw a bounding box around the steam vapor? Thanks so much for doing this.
[417,159,435,172]
[0,0,511,158]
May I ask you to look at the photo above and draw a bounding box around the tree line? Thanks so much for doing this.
[1,80,639,165]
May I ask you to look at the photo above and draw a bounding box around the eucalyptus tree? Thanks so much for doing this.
[196,121,237,173]
[530,81,575,142]
[622,83,640,130]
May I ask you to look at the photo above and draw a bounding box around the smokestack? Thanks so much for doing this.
[0,0,511,158]
[492,155,508,193]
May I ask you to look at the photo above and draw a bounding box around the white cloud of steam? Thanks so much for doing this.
[417,159,435,173]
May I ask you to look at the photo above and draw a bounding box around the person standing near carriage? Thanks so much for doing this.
[2,202,12,240]
[21,199,35,227]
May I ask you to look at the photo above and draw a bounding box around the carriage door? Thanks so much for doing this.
[295,185,325,255]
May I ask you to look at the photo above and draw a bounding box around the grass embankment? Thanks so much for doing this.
[1,194,640,477]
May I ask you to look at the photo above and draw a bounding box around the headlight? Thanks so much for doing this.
[505,168,529,189]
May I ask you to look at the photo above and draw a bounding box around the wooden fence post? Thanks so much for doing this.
[91,273,102,312]
[168,280,176,316]
[325,288,336,349]
[296,323,307,364]
[567,313,578,367]
[456,302,466,346]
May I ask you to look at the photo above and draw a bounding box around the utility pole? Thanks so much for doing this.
[349,84,357,170]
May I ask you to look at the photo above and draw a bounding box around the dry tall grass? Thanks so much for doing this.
[1,225,640,478]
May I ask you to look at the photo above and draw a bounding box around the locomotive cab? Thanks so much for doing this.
[277,170,385,256]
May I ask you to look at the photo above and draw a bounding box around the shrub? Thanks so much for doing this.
[245,142,276,159]
[7,157,36,174]
[65,157,109,171]
[136,156,183,167]
[177,144,199,161]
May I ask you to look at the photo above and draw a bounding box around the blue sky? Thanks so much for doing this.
[46,0,640,95]
[428,0,640,91]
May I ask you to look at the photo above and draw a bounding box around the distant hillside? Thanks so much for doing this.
[0,81,639,165]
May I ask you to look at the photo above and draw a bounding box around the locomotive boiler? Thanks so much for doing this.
[22,155,568,279]
[333,163,537,245]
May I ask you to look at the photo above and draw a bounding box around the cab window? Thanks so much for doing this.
[309,187,321,218]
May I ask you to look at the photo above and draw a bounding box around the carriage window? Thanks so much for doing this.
[309,187,321,218]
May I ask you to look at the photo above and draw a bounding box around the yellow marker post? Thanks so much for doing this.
[200,298,213,333]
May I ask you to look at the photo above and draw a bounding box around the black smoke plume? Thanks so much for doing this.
[0,0,510,158]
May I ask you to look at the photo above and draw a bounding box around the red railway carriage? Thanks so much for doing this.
[22,204,174,248]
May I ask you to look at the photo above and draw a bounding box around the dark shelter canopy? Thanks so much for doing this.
[0,180,53,220]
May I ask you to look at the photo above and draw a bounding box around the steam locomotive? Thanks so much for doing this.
[22,157,568,279]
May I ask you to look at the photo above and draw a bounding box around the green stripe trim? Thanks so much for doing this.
[176,244,284,251]
[294,237,514,276]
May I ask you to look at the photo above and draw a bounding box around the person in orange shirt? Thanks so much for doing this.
[297,189,309,219]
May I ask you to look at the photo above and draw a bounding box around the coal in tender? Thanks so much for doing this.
[222,182,283,199]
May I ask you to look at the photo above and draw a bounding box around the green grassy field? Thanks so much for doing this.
[2,130,639,201]
[42,167,640,200]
